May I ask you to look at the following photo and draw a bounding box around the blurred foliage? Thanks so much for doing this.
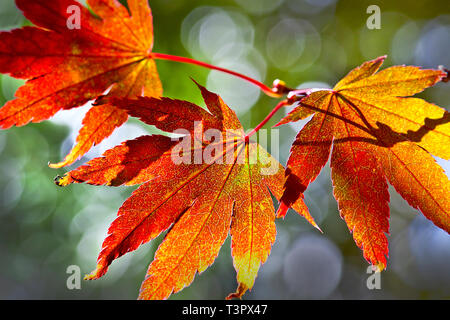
[0,0,449,299]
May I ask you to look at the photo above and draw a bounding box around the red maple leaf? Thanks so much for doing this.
[55,83,318,299]
[278,56,450,270]
[0,0,162,167]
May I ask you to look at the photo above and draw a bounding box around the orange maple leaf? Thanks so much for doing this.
[0,0,162,167]
[55,83,318,300]
[278,56,450,270]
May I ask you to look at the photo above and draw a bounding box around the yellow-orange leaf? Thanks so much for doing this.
[280,56,449,269]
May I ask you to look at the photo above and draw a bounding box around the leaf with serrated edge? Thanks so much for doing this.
[57,83,318,300]
[0,0,162,167]
[279,56,449,269]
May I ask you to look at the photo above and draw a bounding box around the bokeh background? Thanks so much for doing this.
[0,0,449,299]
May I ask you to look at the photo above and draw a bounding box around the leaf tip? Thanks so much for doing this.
[438,65,449,82]
[189,77,204,90]
[48,161,66,169]
[281,200,322,232]
[314,222,323,234]
[226,283,248,300]
[54,174,70,187]
[276,202,289,218]
[49,148,85,169]
[84,274,96,281]
[272,119,284,128]
[372,263,386,273]
[84,268,102,281]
